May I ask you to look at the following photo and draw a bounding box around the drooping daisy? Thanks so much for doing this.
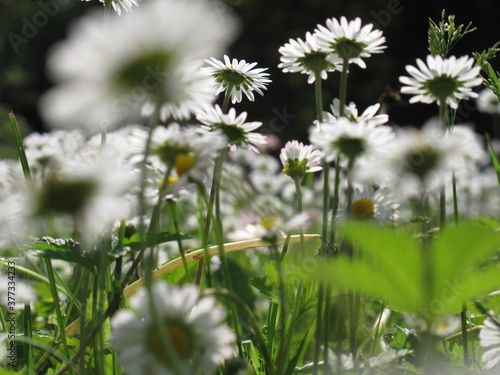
[309,117,394,165]
[280,140,322,180]
[315,16,386,68]
[278,31,342,84]
[196,105,267,153]
[477,88,500,115]
[40,0,238,133]
[323,98,389,127]
[204,55,271,104]
[480,316,500,371]
[111,282,236,375]
[81,0,141,16]
[399,55,482,109]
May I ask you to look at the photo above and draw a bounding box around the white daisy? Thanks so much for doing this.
[315,16,386,68]
[81,0,141,16]
[204,55,271,104]
[147,122,227,182]
[279,140,322,179]
[141,60,217,122]
[111,282,236,375]
[229,212,309,245]
[278,31,342,84]
[478,88,500,115]
[360,122,485,188]
[480,316,500,370]
[196,105,267,153]
[40,0,238,133]
[323,98,389,127]
[33,145,136,246]
[309,117,394,164]
[399,55,482,109]
[339,186,399,222]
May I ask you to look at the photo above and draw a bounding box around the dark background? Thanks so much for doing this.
[1,0,499,156]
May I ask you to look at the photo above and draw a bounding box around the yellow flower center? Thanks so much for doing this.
[260,216,277,231]
[351,198,375,220]
[174,153,197,176]
[148,322,192,364]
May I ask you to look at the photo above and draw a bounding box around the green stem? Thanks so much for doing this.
[339,60,349,117]
[168,201,192,282]
[329,159,342,244]
[207,289,277,375]
[222,84,234,114]
[44,259,71,364]
[461,303,470,367]
[312,284,324,375]
[320,162,330,256]
[9,112,33,192]
[293,176,305,255]
[314,74,324,123]
[273,244,288,375]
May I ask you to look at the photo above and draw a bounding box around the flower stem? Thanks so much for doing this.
[339,59,349,117]
[168,201,192,282]
[222,84,234,114]
[314,74,324,123]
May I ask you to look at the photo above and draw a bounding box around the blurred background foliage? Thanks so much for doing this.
[0,0,499,158]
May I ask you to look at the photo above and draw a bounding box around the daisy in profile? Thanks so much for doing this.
[280,140,322,180]
[278,31,342,83]
[477,88,500,115]
[309,117,394,165]
[111,282,236,375]
[480,316,500,371]
[40,0,238,133]
[399,55,482,109]
[147,123,227,183]
[204,55,271,104]
[315,16,386,68]
[323,98,389,127]
[81,0,141,16]
[360,122,485,188]
[196,105,267,153]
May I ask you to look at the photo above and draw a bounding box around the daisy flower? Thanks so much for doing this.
[33,145,136,246]
[81,0,141,16]
[340,186,399,222]
[111,282,235,375]
[196,105,267,153]
[399,54,482,109]
[323,98,389,127]
[480,316,500,371]
[229,212,309,245]
[40,0,238,133]
[309,117,394,164]
[278,31,342,83]
[147,123,227,182]
[360,122,485,188]
[477,88,500,115]
[315,16,386,68]
[279,140,322,179]
[204,55,271,104]
[141,60,217,122]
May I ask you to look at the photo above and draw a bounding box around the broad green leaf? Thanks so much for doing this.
[430,223,500,313]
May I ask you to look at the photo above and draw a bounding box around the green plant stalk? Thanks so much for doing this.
[222,84,234,114]
[329,159,342,245]
[9,112,33,192]
[44,259,72,366]
[208,289,277,375]
[438,101,447,228]
[168,201,192,282]
[293,176,305,255]
[312,283,324,375]
[195,183,215,287]
[338,59,349,117]
[273,244,288,375]
[23,303,35,375]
